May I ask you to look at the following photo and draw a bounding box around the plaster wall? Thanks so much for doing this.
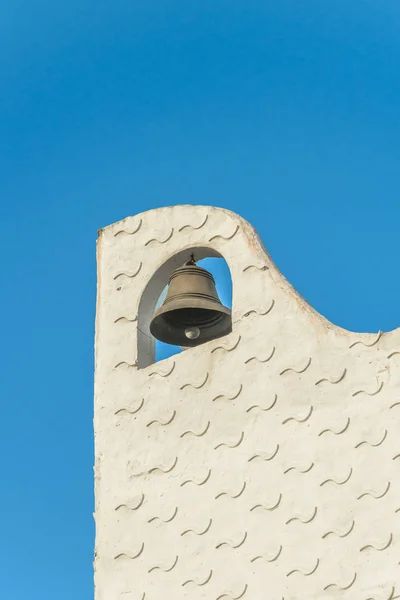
[94,205,400,600]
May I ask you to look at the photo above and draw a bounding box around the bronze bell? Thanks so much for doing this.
[150,261,232,347]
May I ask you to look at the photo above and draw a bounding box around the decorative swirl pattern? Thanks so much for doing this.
[115,495,145,512]
[282,405,313,425]
[115,398,144,416]
[178,215,208,232]
[148,362,175,378]
[284,462,314,474]
[388,351,400,359]
[114,219,142,237]
[181,519,212,536]
[212,385,243,402]
[358,481,391,500]
[360,533,393,552]
[216,584,248,600]
[315,368,347,386]
[251,494,282,512]
[242,299,275,318]
[280,357,312,376]
[368,586,400,600]
[182,569,213,587]
[129,461,177,479]
[148,555,178,573]
[319,417,350,436]
[114,316,137,323]
[215,431,244,450]
[245,347,275,364]
[249,444,279,463]
[390,402,400,409]
[243,264,269,272]
[181,469,211,487]
[246,394,278,413]
[114,263,142,280]
[322,520,355,539]
[148,457,178,475]
[114,543,144,560]
[180,373,209,390]
[216,531,247,550]
[115,361,137,369]
[349,331,382,348]
[324,572,357,591]
[286,506,317,525]
[144,228,174,246]
[147,410,176,427]
[352,381,384,397]
[209,224,239,242]
[211,335,241,354]
[320,467,353,487]
[287,558,319,577]
[216,481,246,500]
[148,507,178,524]
[251,546,282,563]
[355,430,387,448]
[181,421,210,438]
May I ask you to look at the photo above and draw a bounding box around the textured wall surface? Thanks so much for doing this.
[94,205,400,600]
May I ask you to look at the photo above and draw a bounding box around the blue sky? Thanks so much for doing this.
[1,1,399,598]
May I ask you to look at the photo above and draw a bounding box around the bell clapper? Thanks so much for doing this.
[184,326,201,340]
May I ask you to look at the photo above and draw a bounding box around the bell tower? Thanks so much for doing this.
[94,205,400,600]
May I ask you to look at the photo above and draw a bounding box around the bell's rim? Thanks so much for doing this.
[150,315,232,346]
[151,296,231,323]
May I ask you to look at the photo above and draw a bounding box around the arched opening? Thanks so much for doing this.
[137,247,233,368]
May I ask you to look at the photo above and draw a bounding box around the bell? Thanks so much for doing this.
[150,262,232,347]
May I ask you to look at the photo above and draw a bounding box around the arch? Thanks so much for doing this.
[137,245,232,369]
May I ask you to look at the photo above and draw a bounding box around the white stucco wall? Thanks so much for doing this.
[94,205,400,600]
